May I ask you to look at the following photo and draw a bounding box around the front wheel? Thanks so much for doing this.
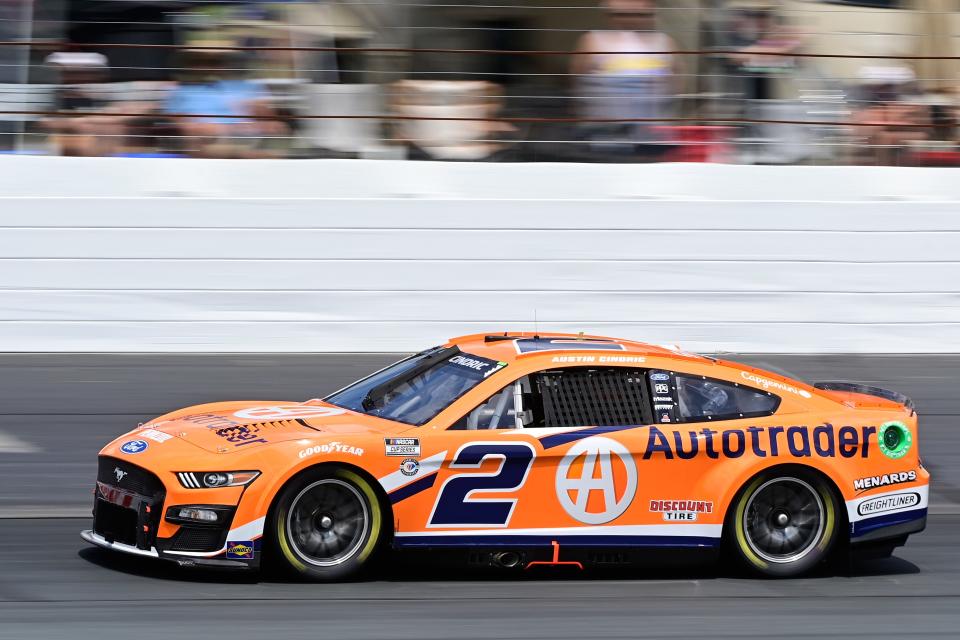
[726,468,840,577]
[267,467,385,581]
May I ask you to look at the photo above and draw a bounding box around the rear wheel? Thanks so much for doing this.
[267,467,384,581]
[727,468,840,577]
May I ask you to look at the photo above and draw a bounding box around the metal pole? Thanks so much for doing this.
[14,0,34,153]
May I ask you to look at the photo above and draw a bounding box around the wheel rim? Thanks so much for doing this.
[286,478,369,567]
[743,477,825,564]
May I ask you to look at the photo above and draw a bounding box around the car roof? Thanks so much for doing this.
[444,331,713,366]
[441,331,831,410]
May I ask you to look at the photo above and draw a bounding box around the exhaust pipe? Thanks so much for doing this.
[492,551,521,568]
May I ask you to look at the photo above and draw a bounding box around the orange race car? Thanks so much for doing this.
[82,332,929,580]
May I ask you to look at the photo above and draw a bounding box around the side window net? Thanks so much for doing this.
[535,368,648,428]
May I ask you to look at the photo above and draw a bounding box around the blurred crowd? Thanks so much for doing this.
[1,0,958,165]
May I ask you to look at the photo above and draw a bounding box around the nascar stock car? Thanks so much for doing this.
[83,332,928,580]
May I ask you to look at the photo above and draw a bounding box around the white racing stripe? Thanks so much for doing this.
[378,451,447,493]
[81,530,159,557]
[395,523,723,538]
[846,484,929,523]
[164,517,266,558]
[228,516,265,541]
[501,426,582,437]
[165,546,228,558]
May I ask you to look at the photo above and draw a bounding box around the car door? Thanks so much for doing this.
[389,365,656,546]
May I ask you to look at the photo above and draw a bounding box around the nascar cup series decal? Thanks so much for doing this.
[556,436,637,525]
[119,440,148,455]
[385,438,420,457]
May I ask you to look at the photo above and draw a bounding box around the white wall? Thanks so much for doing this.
[1,157,957,353]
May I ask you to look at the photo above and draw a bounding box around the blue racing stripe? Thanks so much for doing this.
[388,472,438,505]
[539,424,645,450]
[394,534,719,548]
[852,507,927,538]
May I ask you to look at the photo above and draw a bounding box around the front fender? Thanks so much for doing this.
[230,436,385,540]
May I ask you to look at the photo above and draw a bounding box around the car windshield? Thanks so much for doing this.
[325,346,506,426]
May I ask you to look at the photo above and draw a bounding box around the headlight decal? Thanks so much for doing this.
[176,471,260,489]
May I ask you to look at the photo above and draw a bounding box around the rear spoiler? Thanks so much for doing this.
[813,381,915,415]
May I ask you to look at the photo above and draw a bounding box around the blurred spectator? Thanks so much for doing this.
[571,0,678,157]
[390,80,515,160]
[163,49,289,158]
[67,0,177,82]
[852,66,930,166]
[42,52,154,156]
[703,0,807,163]
[718,0,802,103]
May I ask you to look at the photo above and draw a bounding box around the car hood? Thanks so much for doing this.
[136,400,400,454]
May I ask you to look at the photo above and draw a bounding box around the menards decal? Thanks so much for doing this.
[854,470,918,492]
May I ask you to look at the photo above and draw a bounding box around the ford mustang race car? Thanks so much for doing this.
[82,332,928,580]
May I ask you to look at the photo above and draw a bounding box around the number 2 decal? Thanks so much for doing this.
[428,442,535,527]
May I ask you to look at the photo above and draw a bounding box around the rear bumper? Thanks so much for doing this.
[850,507,927,544]
[848,483,929,545]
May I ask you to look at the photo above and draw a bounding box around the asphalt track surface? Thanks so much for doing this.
[1,353,958,639]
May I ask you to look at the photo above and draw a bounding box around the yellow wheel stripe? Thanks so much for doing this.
[816,485,836,552]
[276,506,307,572]
[276,469,383,573]
[734,477,769,570]
[336,469,383,563]
[734,474,839,570]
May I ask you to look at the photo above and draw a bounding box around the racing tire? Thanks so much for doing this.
[266,467,385,582]
[726,467,841,578]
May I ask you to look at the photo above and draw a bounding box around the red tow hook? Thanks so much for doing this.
[525,540,583,570]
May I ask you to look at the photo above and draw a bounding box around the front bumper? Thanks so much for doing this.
[85,456,259,570]
[81,529,159,558]
[80,529,254,569]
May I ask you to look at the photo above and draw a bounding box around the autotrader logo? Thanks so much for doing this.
[556,436,637,525]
